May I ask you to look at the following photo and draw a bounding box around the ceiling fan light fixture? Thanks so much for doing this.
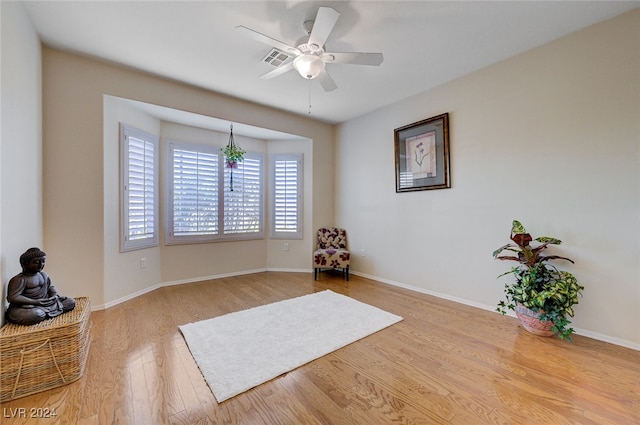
[238,6,382,91]
[293,54,325,79]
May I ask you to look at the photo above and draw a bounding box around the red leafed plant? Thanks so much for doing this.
[492,220,584,340]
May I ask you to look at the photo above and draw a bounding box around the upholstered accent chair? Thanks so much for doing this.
[313,227,351,280]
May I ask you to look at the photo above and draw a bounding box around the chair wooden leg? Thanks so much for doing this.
[314,268,318,280]
[345,267,349,281]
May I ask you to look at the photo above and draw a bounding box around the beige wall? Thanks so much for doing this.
[158,123,271,283]
[103,97,313,304]
[5,2,638,348]
[0,2,43,325]
[336,9,640,348]
[42,48,334,308]
[103,96,163,304]
[266,139,314,271]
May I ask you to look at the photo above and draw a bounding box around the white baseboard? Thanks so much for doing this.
[99,282,163,310]
[162,268,268,287]
[266,267,312,273]
[95,268,639,351]
[570,329,640,351]
[351,271,640,351]
[95,268,269,310]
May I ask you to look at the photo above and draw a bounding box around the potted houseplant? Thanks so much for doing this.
[221,142,245,169]
[221,125,245,191]
[492,220,584,340]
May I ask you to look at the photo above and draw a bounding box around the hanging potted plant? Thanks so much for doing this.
[492,220,584,341]
[221,124,245,191]
[222,140,245,169]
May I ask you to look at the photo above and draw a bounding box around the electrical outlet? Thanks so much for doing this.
[140,258,147,268]
[284,243,289,251]
[360,249,366,257]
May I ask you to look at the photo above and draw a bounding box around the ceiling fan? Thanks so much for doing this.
[237,6,383,92]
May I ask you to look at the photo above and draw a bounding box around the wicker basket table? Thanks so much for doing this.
[0,297,91,402]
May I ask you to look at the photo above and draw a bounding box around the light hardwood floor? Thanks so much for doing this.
[2,271,639,424]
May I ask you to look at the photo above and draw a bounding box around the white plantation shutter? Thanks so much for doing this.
[121,124,158,251]
[170,146,219,238]
[166,142,264,243]
[223,154,263,235]
[271,154,303,239]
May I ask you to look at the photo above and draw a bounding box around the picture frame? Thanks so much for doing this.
[394,113,450,192]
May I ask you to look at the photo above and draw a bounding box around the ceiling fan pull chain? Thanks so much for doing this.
[308,80,312,115]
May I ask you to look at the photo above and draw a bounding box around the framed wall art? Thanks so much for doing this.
[394,113,450,192]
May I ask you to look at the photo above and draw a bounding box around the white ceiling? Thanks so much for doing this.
[23,1,639,125]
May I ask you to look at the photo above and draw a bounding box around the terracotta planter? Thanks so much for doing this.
[514,303,556,337]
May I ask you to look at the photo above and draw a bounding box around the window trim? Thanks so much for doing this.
[165,140,265,245]
[120,124,159,252]
[222,153,265,239]
[166,141,220,245]
[270,153,303,240]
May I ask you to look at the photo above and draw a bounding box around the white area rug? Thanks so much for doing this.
[179,290,403,402]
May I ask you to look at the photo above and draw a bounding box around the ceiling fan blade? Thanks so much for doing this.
[308,7,340,49]
[236,25,300,55]
[260,62,294,79]
[325,52,384,66]
[317,70,337,92]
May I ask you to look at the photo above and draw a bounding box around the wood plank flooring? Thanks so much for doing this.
[1,271,638,424]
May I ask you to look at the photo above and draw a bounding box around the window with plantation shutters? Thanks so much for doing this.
[170,146,219,239]
[223,155,264,235]
[120,124,158,252]
[270,154,303,239]
[166,141,264,244]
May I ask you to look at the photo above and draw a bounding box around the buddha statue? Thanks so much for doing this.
[5,247,76,325]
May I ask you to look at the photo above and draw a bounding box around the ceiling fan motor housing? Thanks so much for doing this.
[295,35,323,54]
[238,6,382,91]
[293,31,326,79]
